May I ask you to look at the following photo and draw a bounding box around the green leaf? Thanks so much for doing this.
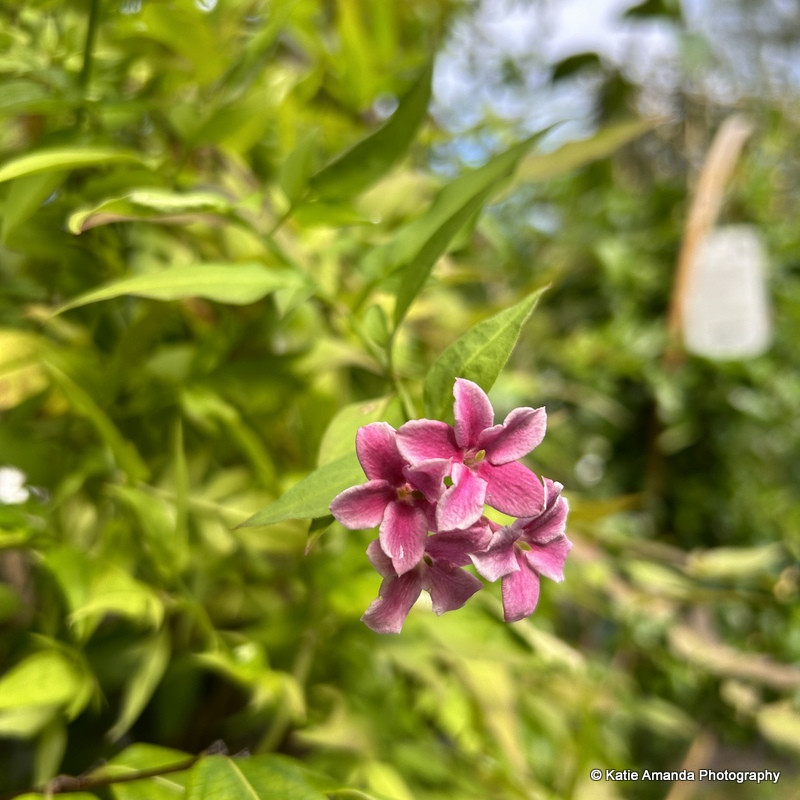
[99,744,192,800]
[68,565,165,633]
[0,146,145,184]
[279,130,320,205]
[423,287,548,421]
[379,136,539,328]
[509,117,658,187]
[68,188,234,233]
[757,701,800,754]
[2,171,65,242]
[42,362,150,482]
[55,263,309,314]
[0,329,48,410]
[187,754,327,800]
[317,396,402,466]
[239,453,364,527]
[108,628,171,741]
[308,62,432,200]
[13,795,99,800]
[0,650,87,737]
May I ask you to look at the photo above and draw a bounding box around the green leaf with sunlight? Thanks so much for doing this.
[68,189,234,233]
[0,650,90,738]
[239,453,364,527]
[0,330,48,410]
[186,754,327,800]
[55,263,310,314]
[424,287,547,421]
[13,795,99,800]
[99,743,192,800]
[317,396,403,466]
[507,117,659,190]
[308,62,433,200]
[378,136,540,327]
[0,147,146,183]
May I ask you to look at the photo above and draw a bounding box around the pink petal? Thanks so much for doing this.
[453,378,494,449]
[516,486,569,544]
[426,523,493,567]
[361,570,422,634]
[502,552,541,622]
[478,407,547,464]
[425,562,483,615]
[435,463,487,531]
[403,458,450,504]
[396,419,457,464]
[356,422,405,483]
[482,461,544,517]
[330,481,394,529]
[522,535,572,582]
[366,538,395,578]
[379,501,429,575]
[469,526,520,582]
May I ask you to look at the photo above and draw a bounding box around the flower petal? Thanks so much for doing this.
[361,570,422,634]
[396,419,457,464]
[425,562,483,615]
[403,458,450,504]
[366,538,395,578]
[515,482,569,543]
[469,526,520,582]
[453,378,494,449]
[379,500,429,575]
[502,552,541,622]
[478,406,547,464]
[522,535,573,582]
[356,422,405,483]
[426,522,493,567]
[435,462,487,531]
[482,461,544,517]
[330,481,394,529]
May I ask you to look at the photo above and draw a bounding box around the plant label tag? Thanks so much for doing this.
[683,225,772,359]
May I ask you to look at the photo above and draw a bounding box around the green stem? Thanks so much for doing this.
[79,0,101,91]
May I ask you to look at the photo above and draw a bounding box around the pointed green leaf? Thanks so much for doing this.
[108,628,171,742]
[68,188,233,233]
[423,287,548,421]
[509,117,659,187]
[187,754,326,800]
[279,130,320,205]
[0,146,145,183]
[308,62,432,199]
[239,453,364,527]
[55,263,309,314]
[381,136,539,328]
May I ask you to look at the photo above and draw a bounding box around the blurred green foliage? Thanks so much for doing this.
[0,1,799,799]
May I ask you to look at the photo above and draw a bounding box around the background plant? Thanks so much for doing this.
[1,1,799,799]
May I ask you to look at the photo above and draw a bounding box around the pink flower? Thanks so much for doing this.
[396,379,546,530]
[329,422,448,575]
[470,479,571,622]
[360,529,487,634]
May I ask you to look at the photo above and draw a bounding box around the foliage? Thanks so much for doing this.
[1,2,799,800]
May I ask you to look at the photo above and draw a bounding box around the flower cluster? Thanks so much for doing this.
[330,378,571,633]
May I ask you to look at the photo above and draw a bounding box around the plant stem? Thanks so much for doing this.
[80,0,101,91]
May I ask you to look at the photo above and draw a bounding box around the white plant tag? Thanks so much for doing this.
[683,225,772,359]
